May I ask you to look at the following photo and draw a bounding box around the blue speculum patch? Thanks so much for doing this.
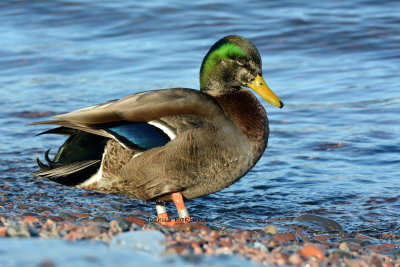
[108,123,170,150]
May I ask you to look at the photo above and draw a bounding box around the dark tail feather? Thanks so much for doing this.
[36,127,76,137]
[34,128,107,186]
[34,160,101,186]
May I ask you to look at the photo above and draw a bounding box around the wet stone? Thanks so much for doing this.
[369,255,383,267]
[17,204,29,209]
[117,219,131,232]
[34,206,51,213]
[167,244,192,255]
[121,216,146,227]
[339,242,350,251]
[0,227,7,237]
[341,238,374,247]
[296,214,344,232]
[329,249,354,259]
[253,241,268,252]
[299,244,325,260]
[59,212,78,222]
[7,226,31,237]
[264,225,278,235]
[274,233,298,243]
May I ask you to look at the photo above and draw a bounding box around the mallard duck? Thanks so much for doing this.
[33,35,283,225]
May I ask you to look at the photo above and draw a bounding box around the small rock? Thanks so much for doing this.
[264,225,278,235]
[117,219,131,232]
[17,204,29,209]
[22,216,39,224]
[299,245,325,260]
[274,233,297,243]
[296,214,343,232]
[210,230,220,238]
[329,249,353,259]
[289,253,303,265]
[59,212,77,221]
[68,212,91,218]
[6,226,31,238]
[0,226,7,237]
[339,242,350,251]
[369,255,382,267]
[167,244,192,255]
[296,231,311,242]
[253,241,268,252]
[83,224,102,238]
[121,216,146,227]
[171,222,192,232]
[214,246,233,255]
[341,238,374,247]
[56,222,77,231]
[109,220,124,234]
[219,237,233,248]
[63,231,85,240]
[91,216,110,223]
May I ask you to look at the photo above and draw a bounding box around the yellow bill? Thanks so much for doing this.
[247,74,284,108]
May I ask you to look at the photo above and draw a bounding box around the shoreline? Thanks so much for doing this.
[1,215,399,266]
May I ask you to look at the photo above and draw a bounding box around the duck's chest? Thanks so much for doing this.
[214,90,269,156]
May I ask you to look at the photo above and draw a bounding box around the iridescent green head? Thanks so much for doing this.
[200,35,283,108]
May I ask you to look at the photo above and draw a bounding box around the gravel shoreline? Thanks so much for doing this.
[1,214,399,266]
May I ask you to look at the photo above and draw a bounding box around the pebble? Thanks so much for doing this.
[299,245,325,260]
[274,233,297,243]
[167,244,192,255]
[329,249,353,259]
[120,216,146,227]
[7,226,31,238]
[339,241,350,251]
[253,241,268,252]
[296,214,344,232]
[22,216,40,224]
[0,226,7,237]
[289,253,303,265]
[59,212,77,222]
[341,238,374,247]
[264,225,278,235]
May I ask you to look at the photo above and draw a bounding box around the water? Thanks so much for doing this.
[0,1,399,234]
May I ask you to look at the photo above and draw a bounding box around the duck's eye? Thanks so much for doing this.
[236,59,245,66]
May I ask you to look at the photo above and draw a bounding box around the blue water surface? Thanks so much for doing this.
[0,1,399,233]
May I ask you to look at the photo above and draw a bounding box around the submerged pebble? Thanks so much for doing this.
[295,214,344,232]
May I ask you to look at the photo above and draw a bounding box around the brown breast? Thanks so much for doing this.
[212,89,269,155]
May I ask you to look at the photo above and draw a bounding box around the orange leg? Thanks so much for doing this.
[155,193,191,226]
[171,192,191,223]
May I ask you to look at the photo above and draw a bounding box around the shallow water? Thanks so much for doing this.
[0,1,399,234]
